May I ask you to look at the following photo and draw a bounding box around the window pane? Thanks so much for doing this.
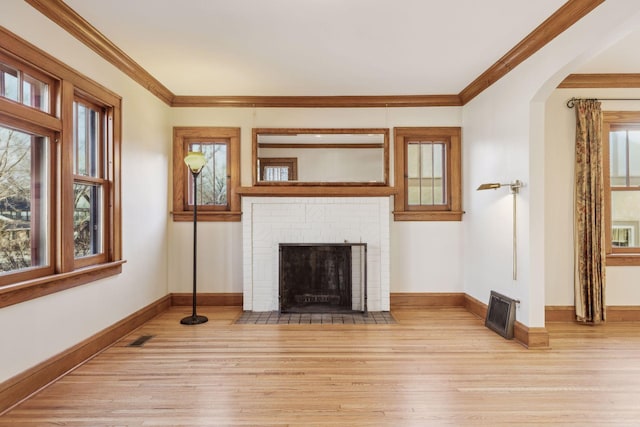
[0,125,49,273]
[0,63,19,102]
[407,143,420,178]
[75,103,86,175]
[74,101,100,177]
[407,143,420,205]
[22,73,49,113]
[611,190,640,248]
[74,183,102,257]
[420,178,433,205]
[264,166,289,181]
[421,143,433,178]
[610,130,628,187]
[433,144,444,178]
[433,177,444,204]
[407,141,446,206]
[629,131,640,186]
[433,144,445,204]
[189,142,228,206]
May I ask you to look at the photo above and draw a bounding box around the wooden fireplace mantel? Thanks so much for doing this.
[237,186,396,197]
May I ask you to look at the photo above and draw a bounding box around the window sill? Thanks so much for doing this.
[393,210,463,221]
[0,260,125,309]
[171,211,242,222]
[606,254,640,266]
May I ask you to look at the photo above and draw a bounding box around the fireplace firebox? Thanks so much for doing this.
[279,243,367,314]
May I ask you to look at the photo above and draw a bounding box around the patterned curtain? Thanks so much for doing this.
[574,99,606,324]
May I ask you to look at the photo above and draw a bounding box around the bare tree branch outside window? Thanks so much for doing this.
[0,125,46,272]
[190,142,228,207]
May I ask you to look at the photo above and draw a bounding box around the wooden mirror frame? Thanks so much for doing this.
[252,128,389,186]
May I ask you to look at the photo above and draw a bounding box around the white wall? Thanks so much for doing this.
[462,0,640,327]
[0,1,171,382]
[167,107,464,295]
[545,88,640,306]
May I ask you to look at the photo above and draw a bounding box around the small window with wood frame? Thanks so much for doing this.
[172,127,241,222]
[259,157,298,181]
[393,127,462,221]
[603,112,640,265]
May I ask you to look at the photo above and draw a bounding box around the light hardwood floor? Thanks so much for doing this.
[2,306,640,426]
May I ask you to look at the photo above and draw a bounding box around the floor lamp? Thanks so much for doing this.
[476,180,522,280]
[181,152,209,325]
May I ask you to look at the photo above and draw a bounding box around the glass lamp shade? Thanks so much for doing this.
[184,151,206,174]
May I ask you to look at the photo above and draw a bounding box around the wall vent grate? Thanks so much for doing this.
[485,291,517,339]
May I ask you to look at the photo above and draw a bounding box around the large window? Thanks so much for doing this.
[393,127,462,221]
[172,127,241,221]
[0,28,122,306]
[604,112,640,265]
[0,124,52,280]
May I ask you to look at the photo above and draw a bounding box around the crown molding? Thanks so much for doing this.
[171,94,462,108]
[459,0,604,105]
[24,0,174,106]
[26,0,604,108]
[558,73,640,88]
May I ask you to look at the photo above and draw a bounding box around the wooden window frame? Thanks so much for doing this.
[0,28,123,309]
[0,120,56,285]
[603,111,640,266]
[72,95,110,268]
[172,127,241,222]
[393,127,462,221]
[0,50,57,114]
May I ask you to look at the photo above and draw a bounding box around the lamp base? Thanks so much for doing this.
[180,314,208,325]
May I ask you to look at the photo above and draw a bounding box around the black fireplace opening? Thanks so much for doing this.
[279,244,354,313]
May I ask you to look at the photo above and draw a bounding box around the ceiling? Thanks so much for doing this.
[61,0,573,97]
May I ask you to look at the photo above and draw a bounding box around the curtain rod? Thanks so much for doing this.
[566,97,640,108]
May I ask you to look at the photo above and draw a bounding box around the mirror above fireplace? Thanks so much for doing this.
[252,128,389,185]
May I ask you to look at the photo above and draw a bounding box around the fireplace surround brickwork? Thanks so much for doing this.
[242,197,390,312]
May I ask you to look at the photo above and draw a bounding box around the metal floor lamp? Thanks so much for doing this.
[181,151,208,325]
[477,180,523,280]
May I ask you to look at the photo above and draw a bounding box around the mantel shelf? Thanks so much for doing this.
[237,186,397,197]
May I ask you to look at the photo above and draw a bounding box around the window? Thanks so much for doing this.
[172,127,241,221]
[0,28,122,307]
[259,157,298,181]
[603,112,640,265]
[73,97,109,266]
[407,141,446,206]
[1,52,54,113]
[393,127,462,221]
[0,124,52,281]
[189,141,229,207]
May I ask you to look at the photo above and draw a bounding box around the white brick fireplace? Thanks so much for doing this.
[242,197,390,312]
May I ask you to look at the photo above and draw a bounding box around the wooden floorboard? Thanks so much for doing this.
[2,306,640,426]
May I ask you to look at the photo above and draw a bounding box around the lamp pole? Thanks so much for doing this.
[181,152,208,325]
[476,179,522,281]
